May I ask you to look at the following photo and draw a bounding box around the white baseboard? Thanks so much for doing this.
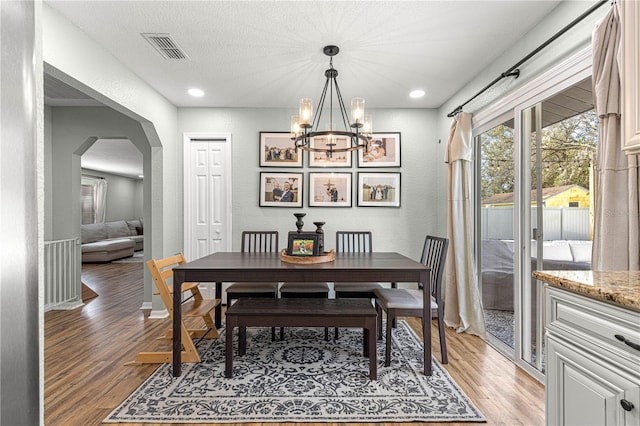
[140,301,153,310]
[149,309,169,319]
[44,299,84,312]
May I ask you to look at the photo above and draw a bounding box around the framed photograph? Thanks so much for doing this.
[259,132,302,167]
[308,172,352,207]
[259,172,303,207]
[358,132,401,167]
[357,172,401,207]
[308,135,352,167]
[287,232,320,256]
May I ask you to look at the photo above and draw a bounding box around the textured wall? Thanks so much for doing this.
[0,1,41,424]
[178,107,440,258]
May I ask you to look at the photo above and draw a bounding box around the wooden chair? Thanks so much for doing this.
[374,235,449,375]
[127,253,221,364]
[278,282,330,340]
[333,231,386,339]
[225,231,279,340]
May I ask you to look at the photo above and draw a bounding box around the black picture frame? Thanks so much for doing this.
[357,132,401,167]
[308,136,353,168]
[286,232,320,256]
[308,172,352,207]
[357,172,401,207]
[259,172,303,207]
[259,132,302,167]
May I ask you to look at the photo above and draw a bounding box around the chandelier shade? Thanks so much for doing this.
[291,45,372,156]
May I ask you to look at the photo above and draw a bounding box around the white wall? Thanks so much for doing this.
[44,105,53,240]
[0,1,41,423]
[81,168,143,222]
[178,107,440,258]
[134,179,144,219]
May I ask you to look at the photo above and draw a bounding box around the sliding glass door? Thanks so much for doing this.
[478,116,516,357]
[520,78,597,373]
[477,76,597,377]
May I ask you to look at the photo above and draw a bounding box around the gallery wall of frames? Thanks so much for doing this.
[259,131,401,208]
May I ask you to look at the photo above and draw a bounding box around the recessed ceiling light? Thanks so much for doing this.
[409,89,425,99]
[188,88,204,97]
[138,175,144,179]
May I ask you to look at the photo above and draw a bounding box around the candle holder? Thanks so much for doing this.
[314,221,325,253]
[293,213,306,233]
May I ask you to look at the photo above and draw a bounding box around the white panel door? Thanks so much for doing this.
[184,135,232,265]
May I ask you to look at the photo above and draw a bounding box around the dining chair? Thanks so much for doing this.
[374,235,449,374]
[333,231,386,339]
[225,231,280,340]
[279,239,331,340]
[278,282,331,340]
[127,253,221,364]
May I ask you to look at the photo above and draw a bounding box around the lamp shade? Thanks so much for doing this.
[351,98,365,124]
[299,98,312,126]
[291,115,300,136]
[362,114,373,136]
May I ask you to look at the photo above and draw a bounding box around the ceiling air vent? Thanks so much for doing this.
[141,33,189,60]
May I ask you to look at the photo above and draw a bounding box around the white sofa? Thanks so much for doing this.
[81,219,143,262]
[481,239,592,311]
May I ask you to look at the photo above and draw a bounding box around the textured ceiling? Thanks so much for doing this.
[45,0,563,109]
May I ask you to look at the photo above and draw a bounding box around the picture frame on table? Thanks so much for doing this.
[357,172,401,207]
[259,172,303,207]
[259,132,302,167]
[286,232,320,256]
[308,172,352,207]
[357,132,401,167]
[308,135,352,167]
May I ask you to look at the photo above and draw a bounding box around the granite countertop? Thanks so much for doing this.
[533,270,640,312]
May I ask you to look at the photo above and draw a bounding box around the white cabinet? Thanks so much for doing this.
[621,0,640,154]
[545,286,640,425]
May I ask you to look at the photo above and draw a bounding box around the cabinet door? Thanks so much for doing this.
[547,335,640,426]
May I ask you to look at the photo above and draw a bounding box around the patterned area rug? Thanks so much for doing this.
[105,321,485,423]
[484,309,515,349]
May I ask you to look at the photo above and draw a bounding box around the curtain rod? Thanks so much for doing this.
[446,0,608,118]
[82,174,105,180]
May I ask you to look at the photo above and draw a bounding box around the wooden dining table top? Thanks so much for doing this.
[173,251,428,282]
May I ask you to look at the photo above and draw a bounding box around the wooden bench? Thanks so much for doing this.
[225,298,377,380]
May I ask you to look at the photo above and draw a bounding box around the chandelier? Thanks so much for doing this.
[291,45,372,157]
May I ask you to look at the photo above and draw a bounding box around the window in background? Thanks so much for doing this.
[81,176,108,224]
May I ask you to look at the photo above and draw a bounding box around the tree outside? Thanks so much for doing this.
[480,109,598,201]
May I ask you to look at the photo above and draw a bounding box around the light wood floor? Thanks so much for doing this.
[44,261,545,426]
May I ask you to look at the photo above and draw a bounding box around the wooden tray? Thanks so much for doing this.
[280,249,335,264]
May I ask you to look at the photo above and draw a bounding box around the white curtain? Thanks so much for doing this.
[444,112,486,336]
[95,178,108,223]
[592,3,640,271]
[81,176,108,224]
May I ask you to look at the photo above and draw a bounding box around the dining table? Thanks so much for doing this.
[171,251,430,377]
